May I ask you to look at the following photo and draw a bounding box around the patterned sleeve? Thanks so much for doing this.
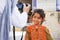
[44,27,53,40]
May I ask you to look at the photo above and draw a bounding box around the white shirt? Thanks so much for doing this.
[11,6,28,28]
[0,0,6,15]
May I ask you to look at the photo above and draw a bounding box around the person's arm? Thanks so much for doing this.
[25,29,31,40]
[11,6,28,28]
[44,27,53,40]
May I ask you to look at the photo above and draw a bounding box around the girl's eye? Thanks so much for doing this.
[38,17,40,19]
[33,16,41,19]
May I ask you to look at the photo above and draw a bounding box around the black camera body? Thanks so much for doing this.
[16,2,28,13]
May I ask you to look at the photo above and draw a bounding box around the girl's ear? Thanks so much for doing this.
[31,15,33,20]
[43,18,45,22]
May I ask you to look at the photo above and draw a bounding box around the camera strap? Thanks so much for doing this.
[13,26,15,40]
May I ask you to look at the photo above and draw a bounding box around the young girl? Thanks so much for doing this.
[25,9,53,40]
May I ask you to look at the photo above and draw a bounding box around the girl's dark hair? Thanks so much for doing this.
[32,9,45,19]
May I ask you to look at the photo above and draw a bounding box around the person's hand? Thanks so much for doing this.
[23,3,31,13]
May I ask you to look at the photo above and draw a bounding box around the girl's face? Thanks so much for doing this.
[32,13,43,25]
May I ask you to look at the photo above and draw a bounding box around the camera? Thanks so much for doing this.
[16,2,29,13]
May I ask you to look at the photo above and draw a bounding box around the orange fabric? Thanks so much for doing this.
[25,25,46,40]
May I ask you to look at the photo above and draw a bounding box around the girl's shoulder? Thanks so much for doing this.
[26,25,33,32]
[41,25,47,28]
[42,25,49,31]
[42,25,50,33]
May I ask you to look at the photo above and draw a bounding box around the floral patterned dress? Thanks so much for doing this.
[25,25,53,40]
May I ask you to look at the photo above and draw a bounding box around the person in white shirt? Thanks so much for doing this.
[11,3,31,28]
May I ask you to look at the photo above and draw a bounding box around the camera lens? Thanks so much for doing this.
[26,4,28,7]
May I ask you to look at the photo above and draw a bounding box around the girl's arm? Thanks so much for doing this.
[25,30,31,40]
[44,27,53,40]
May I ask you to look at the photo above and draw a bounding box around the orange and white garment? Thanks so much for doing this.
[25,25,53,40]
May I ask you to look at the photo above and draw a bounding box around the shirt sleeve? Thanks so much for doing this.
[11,6,28,28]
[0,0,6,14]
